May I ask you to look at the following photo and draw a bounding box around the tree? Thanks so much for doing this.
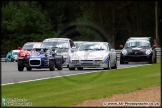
[154,0,159,47]
[1,1,53,54]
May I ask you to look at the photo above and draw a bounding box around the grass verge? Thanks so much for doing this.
[2,63,160,107]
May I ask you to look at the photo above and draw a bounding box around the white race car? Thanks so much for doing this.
[69,42,117,70]
[40,38,76,67]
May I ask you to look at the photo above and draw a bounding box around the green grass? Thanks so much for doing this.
[2,63,160,107]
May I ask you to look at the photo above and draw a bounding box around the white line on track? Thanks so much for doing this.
[1,64,151,86]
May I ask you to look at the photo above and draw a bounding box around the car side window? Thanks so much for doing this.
[108,44,112,51]
[69,40,74,48]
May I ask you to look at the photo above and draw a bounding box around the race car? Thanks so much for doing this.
[5,50,20,62]
[17,47,64,71]
[68,42,117,70]
[119,37,157,64]
[40,38,76,67]
[17,42,42,60]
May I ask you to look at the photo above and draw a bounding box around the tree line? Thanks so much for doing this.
[1,1,161,54]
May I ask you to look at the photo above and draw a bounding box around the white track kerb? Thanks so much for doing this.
[1,64,151,86]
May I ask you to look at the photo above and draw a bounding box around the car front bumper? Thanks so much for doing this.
[69,60,108,68]
[120,55,152,62]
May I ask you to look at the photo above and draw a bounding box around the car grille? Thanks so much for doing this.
[81,63,93,65]
[128,51,145,55]
[132,50,140,52]
[30,60,40,65]
[81,60,93,61]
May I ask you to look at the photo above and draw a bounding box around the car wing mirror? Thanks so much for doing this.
[71,47,77,53]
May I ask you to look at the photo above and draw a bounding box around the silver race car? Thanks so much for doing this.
[69,42,117,70]
[40,38,76,67]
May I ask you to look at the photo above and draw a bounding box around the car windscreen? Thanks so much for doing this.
[78,43,107,51]
[74,43,84,48]
[12,52,19,55]
[124,40,150,48]
[40,42,69,48]
[22,44,34,50]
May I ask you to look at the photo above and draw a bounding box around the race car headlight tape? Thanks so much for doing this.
[146,50,151,55]
[122,49,127,55]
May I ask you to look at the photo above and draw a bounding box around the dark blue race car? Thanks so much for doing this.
[17,47,64,71]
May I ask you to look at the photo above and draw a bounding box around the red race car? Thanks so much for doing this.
[17,42,42,60]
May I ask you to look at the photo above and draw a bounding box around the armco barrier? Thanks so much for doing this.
[1,48,161,62]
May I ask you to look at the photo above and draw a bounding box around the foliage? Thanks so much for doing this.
[1,1,161,54]
[1,1,53,54]
[2,64,160,106]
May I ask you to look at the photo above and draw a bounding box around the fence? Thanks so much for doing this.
[1,48,161,62]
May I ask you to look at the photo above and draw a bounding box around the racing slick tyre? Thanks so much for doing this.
[26,67,32,71]
[18,60,24,71]
[149,55,153,64]
[55,55,63,70]
[69,67,75,70]
[57,62,63,70]
[154,55,157,63]
[77,67,83,70]
[111,57,117,69]
[125,62,129,64]
[49,60,55,71]
[11,58,14,62]
[120,57,124,64]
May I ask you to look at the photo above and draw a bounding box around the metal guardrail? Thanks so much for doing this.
[1,48,161,62]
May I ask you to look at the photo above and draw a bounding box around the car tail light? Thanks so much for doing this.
[95,60,102,63]
[64,58,67,61]
[95,60,102,62]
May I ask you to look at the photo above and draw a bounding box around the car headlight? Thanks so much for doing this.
[62,53,68,56]
[121,49,127,55]
[55,50,57,53]
[146,50,151,55]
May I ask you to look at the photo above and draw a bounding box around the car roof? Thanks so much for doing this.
[25,42,42,44]
[84,42,108,44]
[12,50,20,52]
[43,38,71,41]
[128,37,151,41]
[74,41,89,43]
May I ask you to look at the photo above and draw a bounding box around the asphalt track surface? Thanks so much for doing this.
[1,62,150,85]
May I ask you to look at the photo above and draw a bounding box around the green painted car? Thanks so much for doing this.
[5,50,20,62]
